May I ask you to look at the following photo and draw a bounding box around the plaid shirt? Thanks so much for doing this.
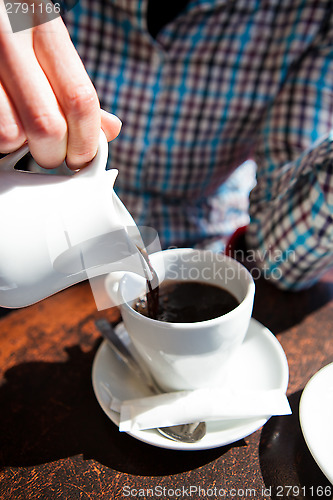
[63,0,333,289]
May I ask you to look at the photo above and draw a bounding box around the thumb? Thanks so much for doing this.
[100,109,122,142]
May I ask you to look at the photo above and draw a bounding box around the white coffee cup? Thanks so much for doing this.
[110,248,255,392]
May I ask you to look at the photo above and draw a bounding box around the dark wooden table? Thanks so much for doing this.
[0,270,332,499]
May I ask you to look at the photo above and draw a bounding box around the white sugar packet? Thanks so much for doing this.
[110,387,291,432]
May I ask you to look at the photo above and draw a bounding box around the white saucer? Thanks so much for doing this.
[92,318,289,450]
[300,362,333,484]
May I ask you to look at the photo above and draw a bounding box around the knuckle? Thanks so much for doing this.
[29,112,66,142]
[66,148,96,169]
[0,122,24,152]
[63,85,98,117]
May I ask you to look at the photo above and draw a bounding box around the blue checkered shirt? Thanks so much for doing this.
[63,0,333,289]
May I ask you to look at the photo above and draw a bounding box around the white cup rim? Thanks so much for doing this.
[119,248,255,329]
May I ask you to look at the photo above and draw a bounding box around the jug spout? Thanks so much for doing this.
[46,170,155,281]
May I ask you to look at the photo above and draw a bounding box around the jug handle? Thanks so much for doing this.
[0,130,109,177]
[0,142,30,171]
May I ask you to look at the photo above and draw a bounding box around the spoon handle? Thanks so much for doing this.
[95,318,158,394]
[95,318,207,443]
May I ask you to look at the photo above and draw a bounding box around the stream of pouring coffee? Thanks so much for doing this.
[136,247,159,319]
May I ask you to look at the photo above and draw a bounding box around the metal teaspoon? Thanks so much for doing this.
[95,318,206,443]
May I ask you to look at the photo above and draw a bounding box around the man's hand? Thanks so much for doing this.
[0,6,121,169]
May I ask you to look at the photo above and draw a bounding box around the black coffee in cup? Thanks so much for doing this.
[134,280,239,323]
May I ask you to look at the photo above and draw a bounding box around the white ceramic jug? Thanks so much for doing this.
[0,132,151,308]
